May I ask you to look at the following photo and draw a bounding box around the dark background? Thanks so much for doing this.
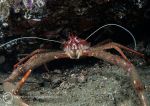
[0,0,150,72]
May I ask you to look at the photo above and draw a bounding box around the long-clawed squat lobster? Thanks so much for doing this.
[2,24,149,106]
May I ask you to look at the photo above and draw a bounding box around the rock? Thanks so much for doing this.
[77,73,87,83]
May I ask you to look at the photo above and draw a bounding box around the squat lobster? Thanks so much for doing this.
[3,31,149,106]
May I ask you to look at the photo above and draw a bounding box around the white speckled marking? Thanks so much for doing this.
[54,56,58,59]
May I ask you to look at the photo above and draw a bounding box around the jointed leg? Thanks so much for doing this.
[4,51,67,92]
[14,69,32,94]
[3,50,67,106]
[102,42,144,57]
[96,42,130,62]
[43,63,50,73]
[14,49,48,69]
[95,42,145,63]
[3,65,30,106]
[88,50,149,106]
[112,42,144,57]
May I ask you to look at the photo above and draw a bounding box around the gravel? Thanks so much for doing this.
[0,60,149,106]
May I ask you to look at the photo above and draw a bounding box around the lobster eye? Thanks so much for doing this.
[74,37,80,43]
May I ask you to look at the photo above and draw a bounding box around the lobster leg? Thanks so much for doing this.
[14,69,32,94]
[101,42,129,62]
[95,42,144,58]
[4,51,67,90]
[87,50,149,106]
[14,49,51,75]
[3,51,67,105]
[14,49,48,69]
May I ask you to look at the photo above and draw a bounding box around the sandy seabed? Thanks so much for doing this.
[0,60,149,106]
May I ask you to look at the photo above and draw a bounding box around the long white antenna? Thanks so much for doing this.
[0,37,63,48]
[85,24,137,50]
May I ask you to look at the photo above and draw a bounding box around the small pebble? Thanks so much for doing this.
[77,73,86,83]
[53,69,62,74]
[70,74,77,83]
[42,73,50,79]
[2,22,8,27]
[51,77,61,84]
